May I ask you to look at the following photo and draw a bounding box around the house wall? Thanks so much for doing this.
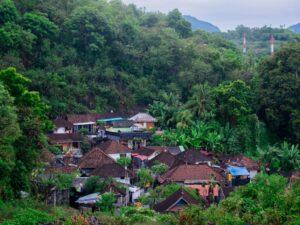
[250,170,257,179]
[135,122,155,130]
[109,153,131,161]
[73,123,95,133]
[54,127,66,134]
[115,177,130,185]
[131,188,144,202]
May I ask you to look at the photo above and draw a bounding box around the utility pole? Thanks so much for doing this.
[243,33,247,54]
[270,35,275,56]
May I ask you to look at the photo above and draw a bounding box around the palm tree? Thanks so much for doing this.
[278,142,300,172]
[185,83,215,121]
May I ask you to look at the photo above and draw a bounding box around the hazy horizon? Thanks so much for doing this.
[122,0,300,31]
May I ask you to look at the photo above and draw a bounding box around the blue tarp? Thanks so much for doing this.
[98,117,123,122]
[227,166,250,176]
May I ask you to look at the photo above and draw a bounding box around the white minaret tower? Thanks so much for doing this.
[243,33,247,54]
[270,35,275,56]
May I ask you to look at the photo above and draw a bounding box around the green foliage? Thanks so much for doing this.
[180,174,300,225]
[0,67,51,199]
[167,9,192,38]
[22,12,58,40]
[48,145,62,155]
[259,142,300,172]
[0,0,19,25]
[151,163,169,176]
[257,42,300,143]
[117,157,132,167]
[96,192,116,213]
[185,83,216,121]
[214,80,253,125]
[84,176,110,193]
[137,168,154,188]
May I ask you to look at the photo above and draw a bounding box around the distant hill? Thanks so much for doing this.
[183,15,220,33]
[289,23,300,34]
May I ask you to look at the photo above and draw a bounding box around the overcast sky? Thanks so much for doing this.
[122,0,300,31]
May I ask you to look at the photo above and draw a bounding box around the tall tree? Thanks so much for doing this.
[258,43,300,143]
[0,67,50,196]
[0,82,20,199]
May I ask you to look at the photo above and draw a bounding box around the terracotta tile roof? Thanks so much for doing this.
[132,147,157,157]
[111,120,134,128]
[45,165,78,174]
[159,164,224,184]
[91,163,134,178]
[48,133,83,143]
[148,151,176,168]
[67,113,123,124]
[153,188,201,213]
[177,149,212,164]
[97,140,131,154]
[53,118,73,129]
[79,148,115,169]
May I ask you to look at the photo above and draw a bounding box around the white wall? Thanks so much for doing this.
[54,127,66,134]
[250,170,257,179]
[115,177,131,185]
[109,153,131,161]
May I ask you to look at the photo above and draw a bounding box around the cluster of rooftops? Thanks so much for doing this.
[43,112,261,213]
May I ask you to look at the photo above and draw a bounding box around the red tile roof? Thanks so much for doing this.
[48,133,83,143]
[149,151,176,168]
[153,188,201,213]
[79,148,115,169]
[177,149,212,164]
[159,164,224,184]
[91,163,134,178]
[97,140,131,154]
[67,113,123,124]
[45,165,78,174]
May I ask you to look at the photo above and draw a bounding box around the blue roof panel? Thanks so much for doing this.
[227,166,250,176]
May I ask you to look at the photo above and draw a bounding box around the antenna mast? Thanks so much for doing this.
[243,33,247,54]
[270,35,275,56]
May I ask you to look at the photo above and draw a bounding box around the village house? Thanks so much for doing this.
[53,118,73,134]
[48,133,83,156]
[132,146,163,168]
[148,151,177,168]
[102,183,129,207]
[153,188,202,213]
[66,112,124,135]
[220,154,260,180]
[158,164,224,185]
[79,147,117,175]
[105,130,152,149]
[97,140,131,161]
[79,147,133,184]
[129,112,157,130]
[158,164,225,202]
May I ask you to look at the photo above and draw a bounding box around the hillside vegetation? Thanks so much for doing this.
[0,0,299,224]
